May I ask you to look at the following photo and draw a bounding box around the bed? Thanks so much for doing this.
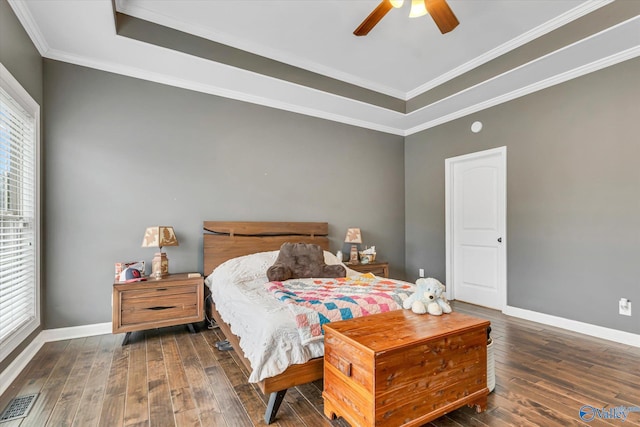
[203,221,413,423]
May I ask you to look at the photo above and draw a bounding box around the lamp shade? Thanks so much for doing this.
[344,228,362,244]
[142,226,179,249]
[409,0,428,17]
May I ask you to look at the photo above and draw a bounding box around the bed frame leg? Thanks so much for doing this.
[264,389,287,424]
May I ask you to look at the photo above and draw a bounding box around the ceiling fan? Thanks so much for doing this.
[354,0,459,36]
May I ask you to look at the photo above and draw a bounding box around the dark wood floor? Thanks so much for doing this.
[2,302,640,426]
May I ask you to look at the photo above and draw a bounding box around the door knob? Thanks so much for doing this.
[497,237,502,243]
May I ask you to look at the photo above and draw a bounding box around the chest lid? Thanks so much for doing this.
[323,310,489,354]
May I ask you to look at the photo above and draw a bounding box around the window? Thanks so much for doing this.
[0,63,40,362]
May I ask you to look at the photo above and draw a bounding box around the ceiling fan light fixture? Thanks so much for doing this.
[354,0,457,36]
[409,0,428,18]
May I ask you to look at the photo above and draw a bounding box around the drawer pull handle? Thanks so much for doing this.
[148,306,175,311]
[336,358,352,377]
[156,288,168,291]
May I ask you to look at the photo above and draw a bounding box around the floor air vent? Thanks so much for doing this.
[0,393,38,422]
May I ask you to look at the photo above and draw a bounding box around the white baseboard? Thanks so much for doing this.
[504,305,640,348]
[39,322,112,342]
[0,322,112,396]
[0,334,45,396]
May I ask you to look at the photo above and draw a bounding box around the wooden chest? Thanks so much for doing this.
[323,310,490,427]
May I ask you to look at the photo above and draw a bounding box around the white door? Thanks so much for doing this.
[445,147,506,310]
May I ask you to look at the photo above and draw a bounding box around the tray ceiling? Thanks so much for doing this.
[8,0,640,135]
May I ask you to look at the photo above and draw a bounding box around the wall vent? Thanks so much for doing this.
[0,393,38,422]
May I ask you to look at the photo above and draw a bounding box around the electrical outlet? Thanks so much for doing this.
[619,298,632,316]
[419,268,425,277]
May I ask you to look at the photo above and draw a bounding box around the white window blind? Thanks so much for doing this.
[0,64,39,362]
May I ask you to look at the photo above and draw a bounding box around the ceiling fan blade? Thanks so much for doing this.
[425,0,459,34]
[354,0,393,36]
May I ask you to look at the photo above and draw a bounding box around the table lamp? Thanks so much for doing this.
[142,226,179,279]
[344,228,362,264]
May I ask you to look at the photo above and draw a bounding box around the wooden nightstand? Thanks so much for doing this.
[346,261,389,278]
[112,273,204,345]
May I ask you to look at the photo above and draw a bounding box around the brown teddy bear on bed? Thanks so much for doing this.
[267,242,346,282]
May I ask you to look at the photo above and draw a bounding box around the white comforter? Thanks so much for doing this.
[205,250,361,383]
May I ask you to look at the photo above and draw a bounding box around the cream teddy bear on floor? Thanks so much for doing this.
[402,278,452,315]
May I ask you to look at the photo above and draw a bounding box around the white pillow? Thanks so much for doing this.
[206,248,344,289]
[205,250,278,288]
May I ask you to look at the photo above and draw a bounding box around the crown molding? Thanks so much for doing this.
[114,0,407,100]
[44,10,638,138]
[405,44,640,136]
[7,0,50,56]
[12,0,638,137]
[406,0,615,99]
[45,48,406,136]
[405,16,640,136]
[115,0,618,105]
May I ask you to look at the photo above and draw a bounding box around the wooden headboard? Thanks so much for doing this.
[203,221,330,275]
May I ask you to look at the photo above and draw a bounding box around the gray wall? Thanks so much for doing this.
[0,0,44,371]
[43,60,405,329]
[405,58,640,334]
[5,0,637,354]
[0,0,42,104]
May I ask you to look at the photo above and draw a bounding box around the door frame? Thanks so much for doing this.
[445,146,507,310]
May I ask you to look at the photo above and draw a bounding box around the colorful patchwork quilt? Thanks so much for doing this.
[265,274,414,344]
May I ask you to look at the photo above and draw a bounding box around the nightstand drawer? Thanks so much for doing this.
[121,283,199,301]
[113,273,204,334]
[121,291,198,325]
